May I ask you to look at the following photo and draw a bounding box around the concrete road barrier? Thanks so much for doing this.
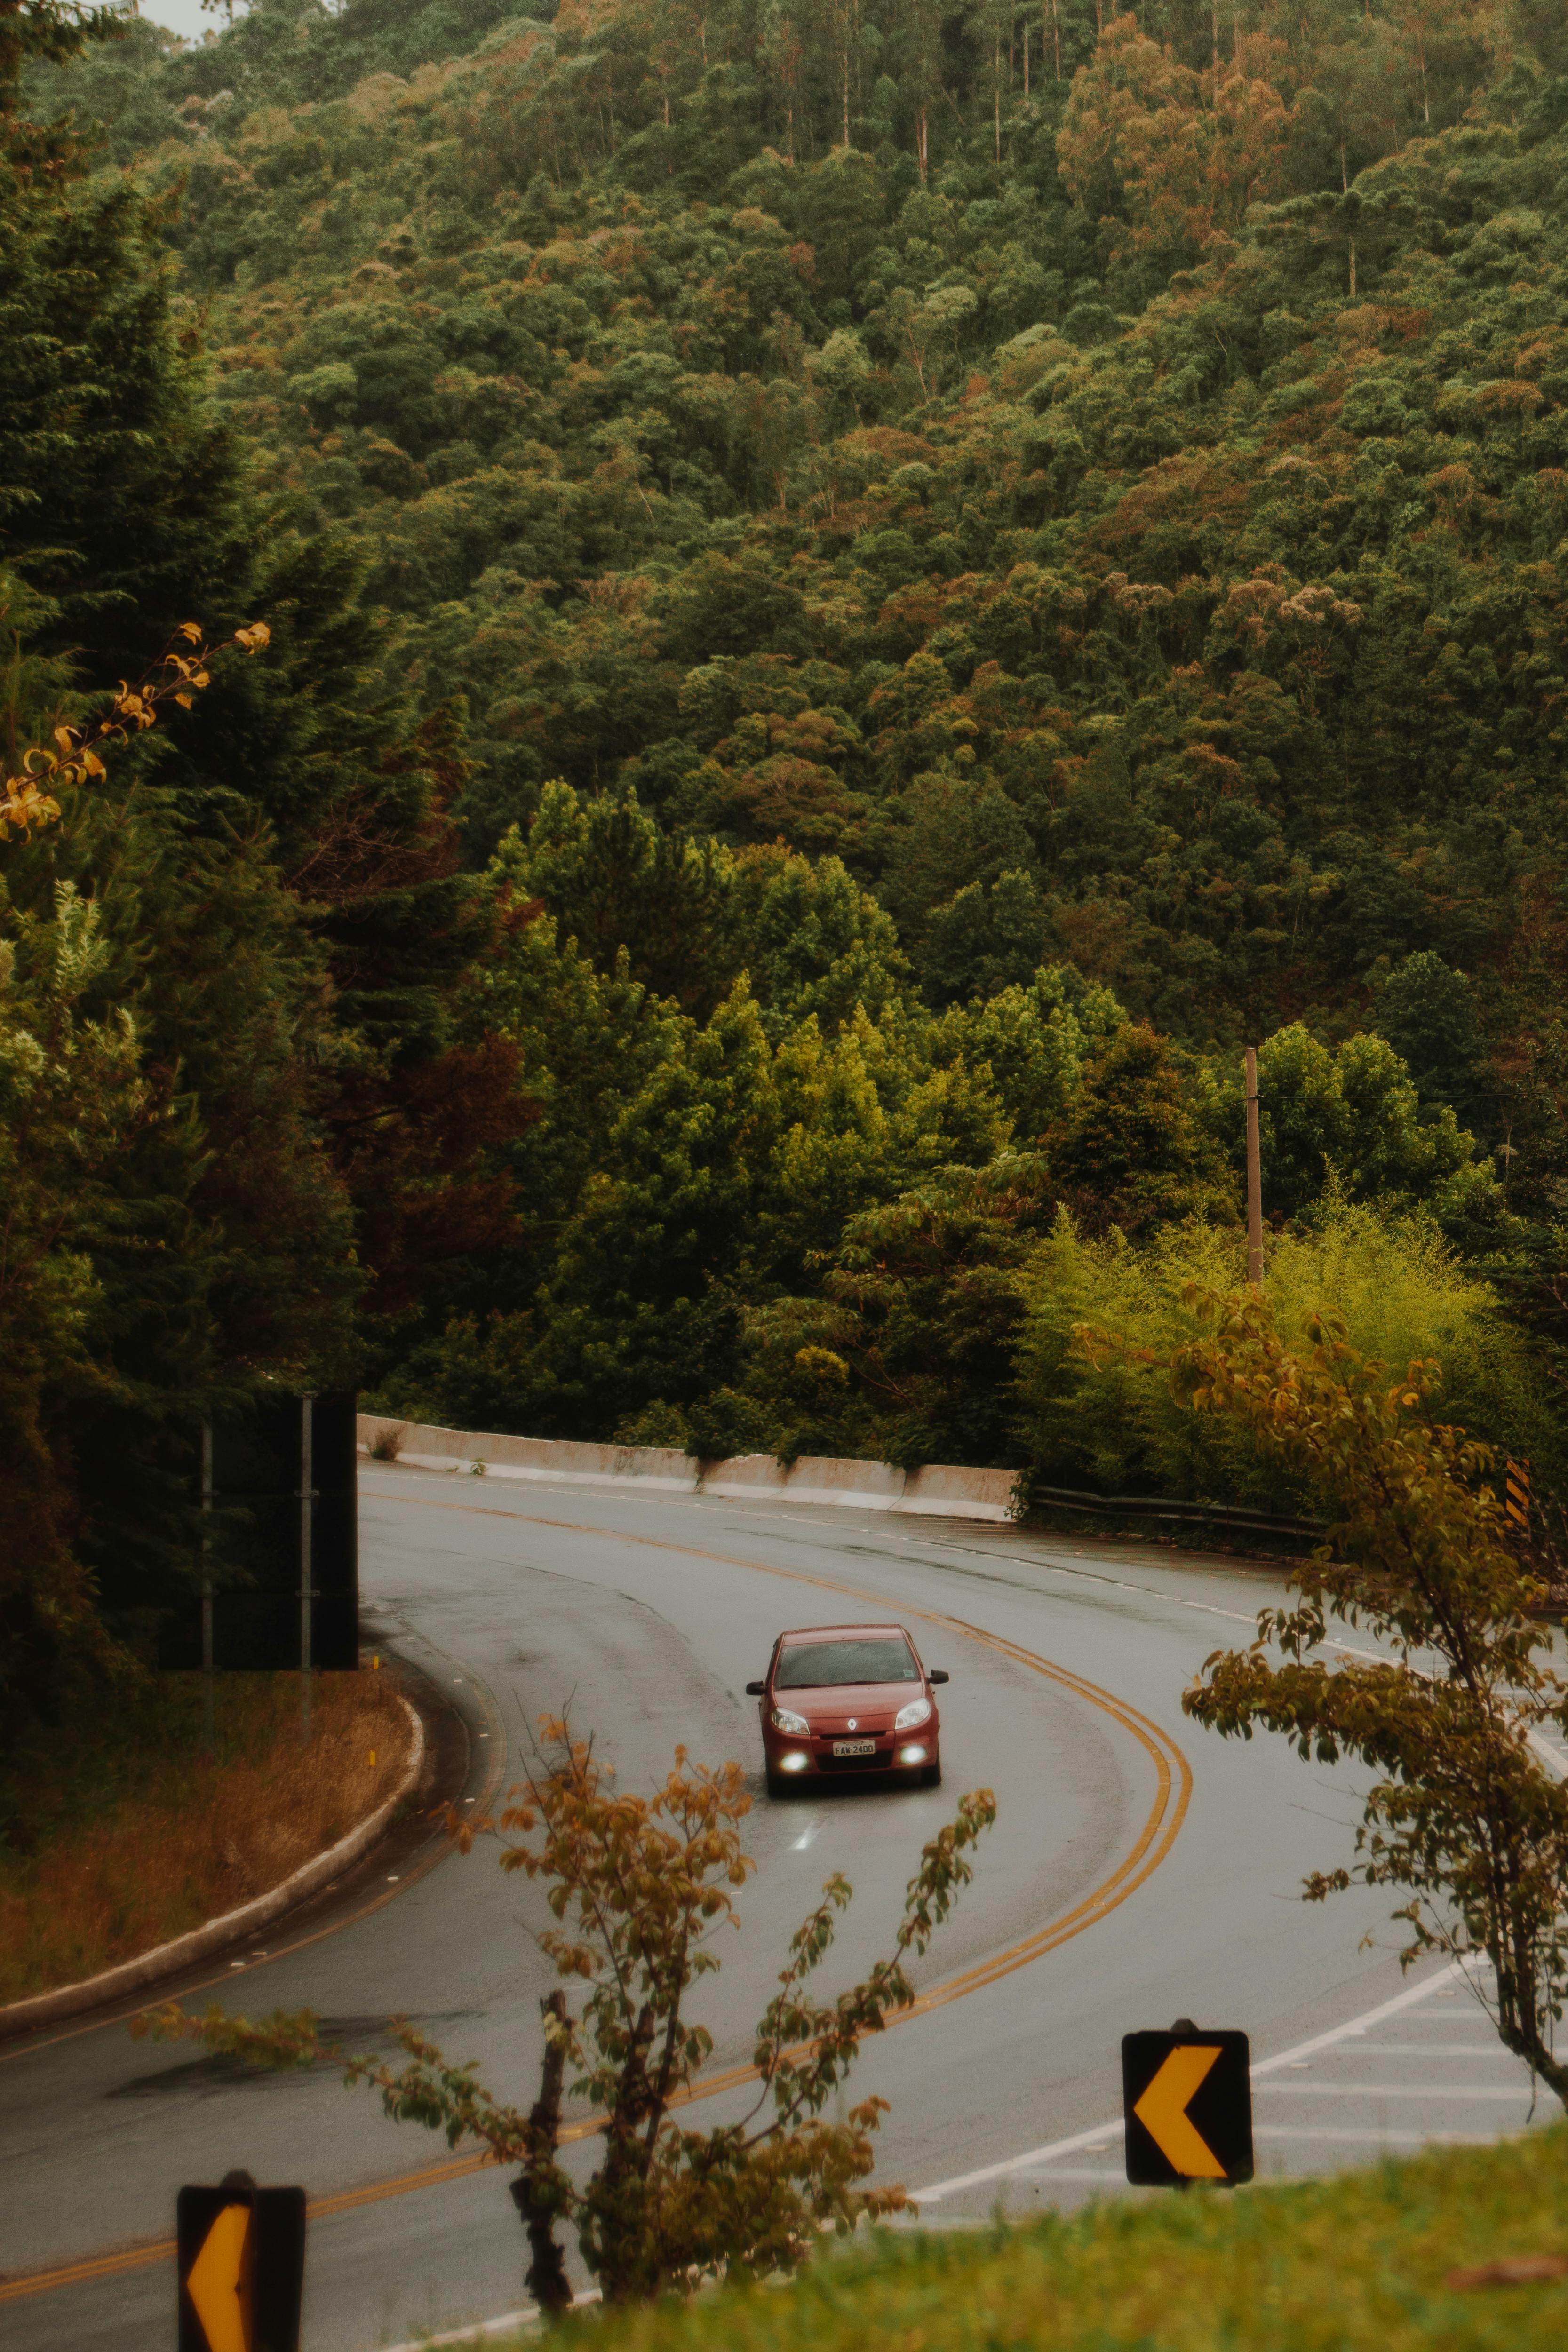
[360,1418,1021,1523]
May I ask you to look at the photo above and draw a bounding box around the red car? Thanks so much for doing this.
[746,1622,948,1797]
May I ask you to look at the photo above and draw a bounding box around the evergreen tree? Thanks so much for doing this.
[1,8,520,1731]
[1375,952,1491,1130]
[1043,1024,1230,1235]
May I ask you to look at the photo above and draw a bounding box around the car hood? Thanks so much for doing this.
[773,1680,924,1725]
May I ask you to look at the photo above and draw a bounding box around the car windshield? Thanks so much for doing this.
[775,1637,918,1689]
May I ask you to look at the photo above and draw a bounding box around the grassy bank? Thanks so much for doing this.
[522,2123,1568,2352]
[0,1667,415,2003]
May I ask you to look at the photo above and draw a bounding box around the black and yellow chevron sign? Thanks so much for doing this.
[1122,2024,1253,2186]
[1506,1458,1531,1530]
[177,2177,305,2352]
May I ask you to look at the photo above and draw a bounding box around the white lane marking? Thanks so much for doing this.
[364,1477,1550,2188]
[1258,2083,1530,2101]
[913,2114,1135,2198]
[385,2312,529,2348]
[913,1958,1478,2203]
[361,1469,1264,1625]
[1005,2168,1128,2184]
[367,1470,1568,1737]
[378,2289,599,2350]
[1253,2126,1505,2144]
[1006,2125,1509,2172]
[717,1518,1568,1764]
[1329,2043,1510,2056]
[1319,1646,1568,1780]
[791,1815,825,1851]
[371,1473,1568,1735]
[1242,1960,1489,2081]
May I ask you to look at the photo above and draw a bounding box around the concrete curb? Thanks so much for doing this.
[360,1418,1021,1523]
[0,1697,426,2042]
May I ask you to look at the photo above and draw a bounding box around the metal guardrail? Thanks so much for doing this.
[1027,1483,1327,1543]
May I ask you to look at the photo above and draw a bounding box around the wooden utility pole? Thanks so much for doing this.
[1244,1046,1263,1289]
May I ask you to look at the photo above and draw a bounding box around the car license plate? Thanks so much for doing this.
[833,1739,876,1758]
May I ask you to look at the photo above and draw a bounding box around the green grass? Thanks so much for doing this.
[505,2125,1568,2352]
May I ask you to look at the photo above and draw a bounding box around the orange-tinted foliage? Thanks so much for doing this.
[0,1670,415,2003]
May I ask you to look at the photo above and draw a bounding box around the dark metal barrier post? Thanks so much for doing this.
[201,1419,215,1748]
[299,1394,314,1732]
[164,1391,357,1678]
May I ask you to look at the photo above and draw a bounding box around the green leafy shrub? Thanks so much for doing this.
[1015,1201,1560,1512]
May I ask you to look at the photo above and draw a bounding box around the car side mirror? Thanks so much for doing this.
[929,1669,949,1685]
[745,1680,765,1696]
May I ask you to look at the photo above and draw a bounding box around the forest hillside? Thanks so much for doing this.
[5,0,1568,1732]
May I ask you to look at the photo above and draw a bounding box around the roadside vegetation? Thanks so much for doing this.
[147,1268,1568,2323]
[1019,1198,1556,1510]
[1090,1289,1568,2099]
[7,0,1568,1782]
[0,1667,413,2004]
[153,1720,996,2301]
[500,2122,1568,2352]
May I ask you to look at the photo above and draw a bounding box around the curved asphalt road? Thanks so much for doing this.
[0,1465,1549,2348]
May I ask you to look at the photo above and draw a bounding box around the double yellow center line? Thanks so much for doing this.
[2,1494,1190,2307]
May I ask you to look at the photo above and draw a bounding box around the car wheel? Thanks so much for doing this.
[921,1758,942,1788]
[766,1767,790,1799]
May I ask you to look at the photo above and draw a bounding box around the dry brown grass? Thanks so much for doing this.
[0,1669,416,2004]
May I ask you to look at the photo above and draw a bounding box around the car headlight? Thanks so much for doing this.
[894,1695,932,1732]
[771,1704,810,1735]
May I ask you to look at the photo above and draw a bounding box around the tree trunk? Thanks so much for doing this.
[594,2002,657,2302]
[510,1990,572,2316]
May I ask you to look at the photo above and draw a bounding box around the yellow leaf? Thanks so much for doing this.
[177,621,203,643]
[174,692,193,708]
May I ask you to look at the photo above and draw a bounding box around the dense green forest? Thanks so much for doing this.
[5,0,1568,1741]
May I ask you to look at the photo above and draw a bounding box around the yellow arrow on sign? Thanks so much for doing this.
[186,2201,252,2352]
[1133,2043,1227,2179]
